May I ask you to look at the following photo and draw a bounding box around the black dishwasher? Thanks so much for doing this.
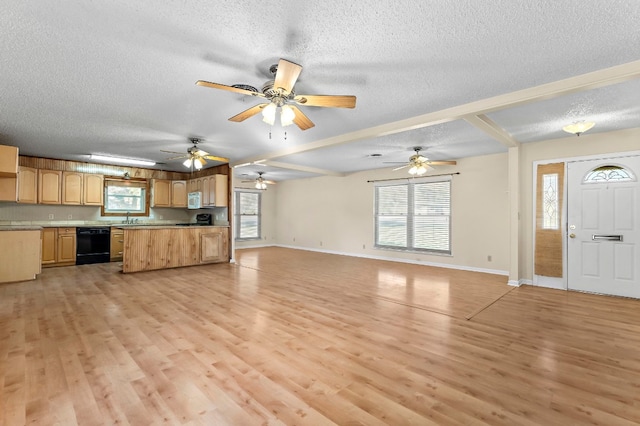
[76,227,111,265]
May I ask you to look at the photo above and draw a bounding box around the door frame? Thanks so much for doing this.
[531,149,640,291]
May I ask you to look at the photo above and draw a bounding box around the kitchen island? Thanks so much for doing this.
[120,225,229,273]
[0,226,42,283]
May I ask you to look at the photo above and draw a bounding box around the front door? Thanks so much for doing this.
[567,156,640,298]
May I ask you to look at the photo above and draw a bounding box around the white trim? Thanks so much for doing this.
[270,244,509,276]
[235,242,276,249]
[533,275,566,290]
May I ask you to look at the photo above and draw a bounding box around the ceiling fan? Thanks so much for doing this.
[161,138,229,170]
[242,172,275,190]
[196,58,356,131]
[386,147,457,176]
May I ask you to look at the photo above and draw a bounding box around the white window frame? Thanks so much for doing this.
[234,189,262,241]
[374,176,452,254]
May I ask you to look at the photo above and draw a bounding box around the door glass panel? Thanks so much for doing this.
[584,165,634,183]
[542,173,559,229]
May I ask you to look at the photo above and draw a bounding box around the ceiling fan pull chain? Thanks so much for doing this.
[284,131,287,141]
[269,130,272,140]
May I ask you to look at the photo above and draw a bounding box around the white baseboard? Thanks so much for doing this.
[266,244,509,277]
[509,279,533,287]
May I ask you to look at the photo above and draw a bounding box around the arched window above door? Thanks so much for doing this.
[583,165,635,184]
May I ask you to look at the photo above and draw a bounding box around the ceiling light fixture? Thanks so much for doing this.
[255,181,267,190]
[262,101,295,127]
[90,154,156,167]
[562,121,595,136]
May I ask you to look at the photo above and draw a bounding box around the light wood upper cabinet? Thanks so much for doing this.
[151,179,171,207]
[38,170,62,204]
[83,174,103,205]
[0,145,18,177]
[171,180,187,208]
[212,174,228,207]
[18,166,37,204]
[62,172,83,205]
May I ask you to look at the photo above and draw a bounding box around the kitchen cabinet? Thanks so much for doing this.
[0,145,18,201]
[42,227,76,267]
[18,166,38,204]
[38,169,62,204]
[62,171,83,205]
[0,228,41,283]
[151,179,171,207]
[121,226,229,273]
[171,180,187,207]
[110,228,124,261]
[0,145,18,177]
[83,174,104,205]
[57,227,77,265]
[212,174,228,207]
[200,228,228,263]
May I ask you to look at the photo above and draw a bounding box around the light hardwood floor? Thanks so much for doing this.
[1,247,640,425]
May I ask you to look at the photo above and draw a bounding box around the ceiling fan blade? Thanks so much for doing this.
[274,59,302,94]
[428,161,457,166]
[393,164,410,171]
[289,105,315,131]
[203,155,230,163]
[165,154,189,160]
[294,94,356,109]
[263,180,276,185]
[160,150,185,155]
[229,103,269,122]
[196,80,266,98]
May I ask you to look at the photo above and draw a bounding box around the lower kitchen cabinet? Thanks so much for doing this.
[110,228,124,261]
[200,230,228,263]
[42,227,76,267]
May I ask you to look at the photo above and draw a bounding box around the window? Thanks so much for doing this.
[102,178,149,216]
[542,173,559,230]
[584,165,634,183]
[235,190,261,240]
[375,177,451,254]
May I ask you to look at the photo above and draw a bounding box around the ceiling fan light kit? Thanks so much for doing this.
[161,138,229,170]
[562,121,595,136]
[386,147,457,175]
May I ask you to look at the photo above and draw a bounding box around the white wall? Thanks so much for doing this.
[273,152,510,274]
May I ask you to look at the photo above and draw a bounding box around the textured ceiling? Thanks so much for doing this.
[1,1,640,182]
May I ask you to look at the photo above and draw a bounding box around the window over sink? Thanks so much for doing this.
[102,177,150,217]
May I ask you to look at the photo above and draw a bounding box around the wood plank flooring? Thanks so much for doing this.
[1,246,640,425]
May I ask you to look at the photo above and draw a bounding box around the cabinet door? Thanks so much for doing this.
[18,166,37,204]
[62,172,83,205]
[57,229,76,264]
[188,179,198,193]
[110,230,124,261]
[41,228,57,265]
[213,174,228,207]
[38,170,62,204]
[171,180,187,207]
[0,145,18,176]
[200,232,223,263]
[83,174,104,205]
[152,179,171,207]
[201,177,210,206]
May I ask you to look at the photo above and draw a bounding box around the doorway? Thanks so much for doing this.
[566,155,640,298]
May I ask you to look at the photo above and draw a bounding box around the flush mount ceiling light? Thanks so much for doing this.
[90,154,156,167]
[562,121,595,136]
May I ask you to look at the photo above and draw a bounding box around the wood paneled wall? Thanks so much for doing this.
[18,156,230,179]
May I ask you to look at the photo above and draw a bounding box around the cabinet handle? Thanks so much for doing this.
[118,240,124,243]
[118,251,123,255]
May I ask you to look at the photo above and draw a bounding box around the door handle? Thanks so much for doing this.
[569,233,576,238]
[592,235,623,242]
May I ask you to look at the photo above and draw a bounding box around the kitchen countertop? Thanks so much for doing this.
[0,225,43,231]
[116,225,228,230]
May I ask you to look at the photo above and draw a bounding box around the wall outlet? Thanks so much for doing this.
[363,244,366,249]
[487,255,492,262]
[48,214,54,220]
[293,237,296,242]
[67,214,73,219]
[320,241,323,246]
[159,215,163,219]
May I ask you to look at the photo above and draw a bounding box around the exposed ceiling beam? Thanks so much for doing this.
[464,114,520,147]
[235,59,640,165]
[262,161,346,177]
